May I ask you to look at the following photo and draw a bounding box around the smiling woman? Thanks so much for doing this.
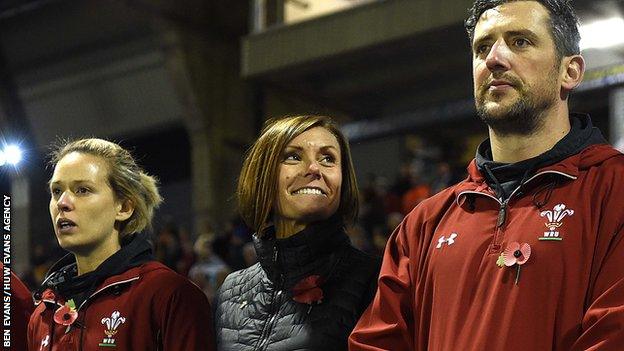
[214,115,380,351]
[274,126,344,237]
[28,138,215,351]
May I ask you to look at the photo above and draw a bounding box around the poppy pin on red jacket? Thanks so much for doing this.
[54,299,78,326]
[497,242,531,285]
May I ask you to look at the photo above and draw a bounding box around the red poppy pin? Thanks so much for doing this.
[497,242,531,285]
[54,299,78,326]
[292,275,324,304]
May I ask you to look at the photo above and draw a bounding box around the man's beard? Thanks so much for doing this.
[476,76,558,136]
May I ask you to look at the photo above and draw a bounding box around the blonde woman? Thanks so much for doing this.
[29,138,215,351]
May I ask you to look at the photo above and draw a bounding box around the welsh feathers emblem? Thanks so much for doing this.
[99,311,126,347]
[539,203,574,240]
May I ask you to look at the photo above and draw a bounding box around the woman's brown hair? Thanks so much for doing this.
[237,115,359,234]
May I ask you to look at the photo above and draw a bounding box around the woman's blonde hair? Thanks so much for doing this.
[237,115,359,233]
[50,138,163,236]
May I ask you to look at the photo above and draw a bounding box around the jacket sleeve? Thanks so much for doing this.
[14,271,34,351]
[570,224,624,350]
[2,264,34,351]
[159,277,216,351]
[349,215,418,351]
[27,307,36,350]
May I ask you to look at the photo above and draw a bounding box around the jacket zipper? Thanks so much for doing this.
[79,315,86,351]
[77,277,140,311]
[48,313,56,351]
[458,170,577,252]
[497,170,576,228]
[496,200,507,228]
[456,170,577,207]
[255,245,284,351]
[75,276,140,350]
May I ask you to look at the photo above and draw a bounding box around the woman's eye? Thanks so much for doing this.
[284,153,300,162]
[320,155,335,164]
[514,38,530,48]
[76,187,90,194]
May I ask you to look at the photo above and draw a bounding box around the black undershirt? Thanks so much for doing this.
[475,114,606,201]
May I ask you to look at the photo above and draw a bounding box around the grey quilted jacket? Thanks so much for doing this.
[214,219,380,351]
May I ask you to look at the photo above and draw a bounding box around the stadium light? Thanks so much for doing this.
[580,17,624,50]
[0,144,23,167]
[5,145,22,165]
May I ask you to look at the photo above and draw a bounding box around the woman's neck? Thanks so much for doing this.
[74,235,121,275]
[274,220,306,239]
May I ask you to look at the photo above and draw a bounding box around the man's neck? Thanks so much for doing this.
[489,106,571,163]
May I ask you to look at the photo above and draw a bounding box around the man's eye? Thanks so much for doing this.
[475,44,490,55]
[76,187,90,194]
[50,188,61,196]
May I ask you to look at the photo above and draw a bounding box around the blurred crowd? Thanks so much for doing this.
[21,143,464,304]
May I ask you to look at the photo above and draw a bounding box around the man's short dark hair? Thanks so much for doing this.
[465,0,581,59]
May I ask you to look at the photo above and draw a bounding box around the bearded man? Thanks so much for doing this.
[349,1,624,350]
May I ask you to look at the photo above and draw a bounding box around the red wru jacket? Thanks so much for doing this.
[28,261,215,351]
[350,144,624,350]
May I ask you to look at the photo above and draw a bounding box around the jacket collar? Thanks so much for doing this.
[254,216,350,289]
[456,143,620,204]
[36,261,167,310]
[474,113,605,183]
[35,232,153,308]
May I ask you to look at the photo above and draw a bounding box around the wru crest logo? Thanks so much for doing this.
[99,310,126,347]
[539,203,574,240]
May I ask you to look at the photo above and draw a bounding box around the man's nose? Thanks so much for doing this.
[485,40,511,73]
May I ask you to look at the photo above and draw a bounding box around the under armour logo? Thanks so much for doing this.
[436,233,458,249]
[40,335,50,350]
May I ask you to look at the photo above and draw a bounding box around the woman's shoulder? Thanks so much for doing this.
[340,245,381,276]
[323,246,380,314]
[217,263,267,300]
[126,261,205,296]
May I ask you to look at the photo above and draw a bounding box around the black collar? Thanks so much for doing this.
[475,113,606,199]
[36,232,153,306]
[254,217,350,289]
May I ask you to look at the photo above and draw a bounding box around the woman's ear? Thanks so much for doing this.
[115,199,135,222]
[561,55,585,93]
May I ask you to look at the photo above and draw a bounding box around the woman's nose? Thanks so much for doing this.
[305,160,322,179]
[56,192,74,212]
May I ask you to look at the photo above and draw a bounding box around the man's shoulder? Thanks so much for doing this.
[410,180,467,214]
[578,143,624,170]
[394,181,469,238]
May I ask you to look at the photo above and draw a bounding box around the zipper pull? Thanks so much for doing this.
[273,246,278,262]
[497,201,508,227]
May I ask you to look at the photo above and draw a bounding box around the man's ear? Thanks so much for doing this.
[115,199,135,222]
[561,54,585,92]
